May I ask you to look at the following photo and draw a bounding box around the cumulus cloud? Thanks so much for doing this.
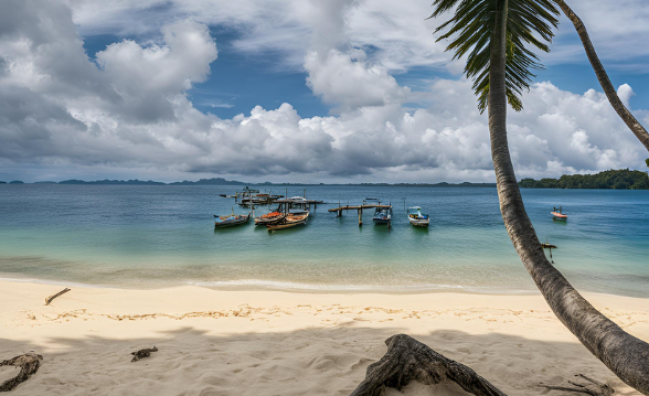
[305,49,410,112]
[1,0,648,183]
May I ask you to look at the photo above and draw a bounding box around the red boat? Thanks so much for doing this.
[551,206,567,221]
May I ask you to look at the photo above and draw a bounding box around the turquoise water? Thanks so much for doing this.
[0,184,647,296]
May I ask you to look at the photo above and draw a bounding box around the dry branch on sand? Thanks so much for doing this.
[44,288,71,306]
[131,347,158,362]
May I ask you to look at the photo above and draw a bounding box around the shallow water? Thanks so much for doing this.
[0,184,647,296]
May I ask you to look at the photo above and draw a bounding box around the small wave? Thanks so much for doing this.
[187,279,536,294]
[0,276,105,289]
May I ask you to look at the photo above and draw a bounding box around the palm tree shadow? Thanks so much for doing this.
[0,326,640,396]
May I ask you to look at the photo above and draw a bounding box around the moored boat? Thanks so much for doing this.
[373,206,393,225]
[551,206,568,221]
[254,211,287,225]
[266,212,309,231]
[407,206,430,227]
[214,209,251,228]
[266,220,306,231]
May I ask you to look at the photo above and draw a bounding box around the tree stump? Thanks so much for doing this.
[0,353,43,392]
[351,334,506,396]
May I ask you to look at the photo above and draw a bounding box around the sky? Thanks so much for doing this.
[1,0,648,183]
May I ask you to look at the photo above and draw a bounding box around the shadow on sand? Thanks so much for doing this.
[0,325,639,396]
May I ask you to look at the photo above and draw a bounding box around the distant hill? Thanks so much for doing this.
[520,169,649,190]
[168,178,245,185]
[1,178,496,187]
[9,181,24,184]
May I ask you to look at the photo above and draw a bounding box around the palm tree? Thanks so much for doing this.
[429,0,649,394]
[554,0,649,152]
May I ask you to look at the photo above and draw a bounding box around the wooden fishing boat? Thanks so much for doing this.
[254,211,287,225]
[551,206,568,221]
[407,206,430,227]
[214,209,251,228]
[266,212,309,231]
[266,220,306,231]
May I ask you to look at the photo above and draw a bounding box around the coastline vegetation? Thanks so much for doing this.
[520,169,649,189]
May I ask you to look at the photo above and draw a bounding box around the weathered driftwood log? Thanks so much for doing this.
[350,334,507,396]
[44,288,71,306]
[131,346,158,362]
[540,374,614,396]
[0,353,43,392]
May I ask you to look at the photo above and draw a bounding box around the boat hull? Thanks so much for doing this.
[266,220,306,231]
[254,214,287,225]
[551,212,568,221]
[214,214,251,228]
[408,218,430,227]
[373,217,391,225]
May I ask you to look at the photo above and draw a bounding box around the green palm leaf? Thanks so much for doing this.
[429,0,559,112]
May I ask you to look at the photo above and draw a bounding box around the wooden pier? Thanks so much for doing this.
[327,204,393,227]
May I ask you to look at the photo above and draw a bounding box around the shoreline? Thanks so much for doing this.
[2,280,648,395]
[2,273,648,299]
[0,274,541,295]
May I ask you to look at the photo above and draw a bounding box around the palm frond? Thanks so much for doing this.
[428,0,559,112]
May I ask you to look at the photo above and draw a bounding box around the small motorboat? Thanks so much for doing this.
[551,206,567,221]
[214,208,251,228]
[407,206,430,227]
[255,211,287,225]
[373,206,393,225]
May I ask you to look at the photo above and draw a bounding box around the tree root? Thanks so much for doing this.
[350,334,507,396]
[131,346,158,362]
[540,374,614,396]
[0,353,43,392]
[44,288,71,306]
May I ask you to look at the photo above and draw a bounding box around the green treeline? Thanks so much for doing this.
[520,169,649,190]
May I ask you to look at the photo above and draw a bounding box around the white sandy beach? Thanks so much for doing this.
[1,280,647,396]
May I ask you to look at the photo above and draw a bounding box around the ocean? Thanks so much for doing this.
[0,184,647,297]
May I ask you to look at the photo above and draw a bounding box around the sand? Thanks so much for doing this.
[1,280,648,396]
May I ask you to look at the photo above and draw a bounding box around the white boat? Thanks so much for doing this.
[407,206,430,227]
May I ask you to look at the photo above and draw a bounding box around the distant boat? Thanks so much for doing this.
[255,211,287,225]
[214,209,251,228]
[407,206,430,227]
[551,206,568,221]
[373,206,392,225]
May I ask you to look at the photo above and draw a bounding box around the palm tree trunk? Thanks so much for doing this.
[488,1,649,394]
[554,0,649,152]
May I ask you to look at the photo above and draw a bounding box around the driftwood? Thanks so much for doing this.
[0,353,43,392]
[131,347,158,362]
[44,288,70,306]
[350,334,506,396]
[540,374,614,396]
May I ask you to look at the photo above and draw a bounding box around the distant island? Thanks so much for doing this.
[0,178,496,187]
[520,169,649,190]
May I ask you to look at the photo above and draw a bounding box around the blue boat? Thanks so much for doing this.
[214,208,251,228]
[373,206,393,225]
